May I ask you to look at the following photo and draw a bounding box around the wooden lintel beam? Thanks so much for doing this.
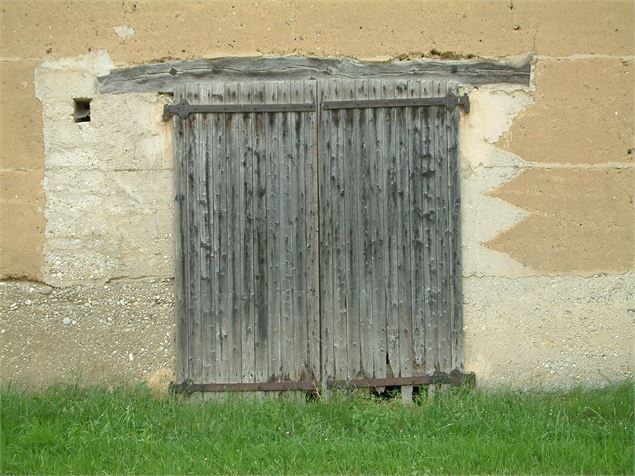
[98,56,532,94]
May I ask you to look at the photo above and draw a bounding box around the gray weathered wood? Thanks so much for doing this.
[356,78,373,378]
[209,81,227,383]
[99,56,532,94]
[239,82,255,383]
[174,84,188,382]
[318,79,334,386]
[305,81,321,383]
[436,81,452,373]
[279,81,294,381]
[427,82,442,375]
[185,83,202,383]
[420,84,435,377]
[198,84,213,385]
[175,79,318,385]
[332,79,348,380]
[291,81,307,382]
[409,79,425,371]
[265,81,281,380]
[383,80,400,378]
[252,80,269,383]
[225,82,242,384]
[395,78,413,380]
[447,85,464,372]
[175,77,463,390]
[318,78,462,385]
[342,79,361,379]
[367,78,387,382]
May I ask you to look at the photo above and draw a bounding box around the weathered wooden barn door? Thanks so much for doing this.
[171,77,466,394]
[318,79,464,388]
[172,81,320,389]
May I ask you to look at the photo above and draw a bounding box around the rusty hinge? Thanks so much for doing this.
[322,93,470,112]
[163,98,317,120]
[169,371,475,395]
[327,370,475,389]
[169,379,319,395]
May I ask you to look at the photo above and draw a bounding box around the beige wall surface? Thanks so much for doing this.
[0,0,633,390]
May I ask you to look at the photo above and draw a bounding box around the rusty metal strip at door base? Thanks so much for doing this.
[169,379,319,395]
[327,371,476,389]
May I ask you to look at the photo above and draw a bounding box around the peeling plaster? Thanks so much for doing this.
[460,85,535,277]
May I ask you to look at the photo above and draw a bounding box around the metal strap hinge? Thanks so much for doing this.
[163,93,470,120]
[163,98,316,120]
[322,93,470,112]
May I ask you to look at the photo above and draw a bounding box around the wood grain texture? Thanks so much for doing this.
[318,79,335,387]
[305,81,321,384]
[318,78,463,384]
[174,77,463,388]
[367,78,388,382]
[99,56,531,94]
[175,80,318,384]
[174,83,188,382]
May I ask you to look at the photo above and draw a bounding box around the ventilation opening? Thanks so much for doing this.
[73,98,91,123]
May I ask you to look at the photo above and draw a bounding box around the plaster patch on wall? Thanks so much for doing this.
[463,273,634,389]
[35,51,174,287]
[462,85,534,167]
[113,25,136,42]
[460,85,535,277]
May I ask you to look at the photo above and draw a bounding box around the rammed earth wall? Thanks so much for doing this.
[0,0,632,390]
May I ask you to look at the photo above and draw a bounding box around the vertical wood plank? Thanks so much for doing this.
[219,84,235,382]
[252,81,269,383]
[356,79,373,378]
[224,82,243,383]
[278,81,294,381]
[367,78,387,381]
[199,84,214,385]
[435,81,452,373]
[331,79,349,380]
[408,80,426,371]
[318,79,335,386]
[239,82,255,383]
[291,81,308,380]
[426,81,441,374]
[203,84,219,384]
[265,81,281,380]
[447,82,464,372]
[208,81,228,383]
[395,79,413,380]
[185,83,202,383]
[174,84,188,382]
[382,80,400,378]
[342,79,360,379]
[305,81,321,384]
[421,82,437,376]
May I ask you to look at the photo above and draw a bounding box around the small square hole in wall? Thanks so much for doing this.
[73,98,91,123]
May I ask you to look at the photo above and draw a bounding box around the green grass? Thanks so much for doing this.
[1,382,633,475]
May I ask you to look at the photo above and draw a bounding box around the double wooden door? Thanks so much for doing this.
[172,78,463,391]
